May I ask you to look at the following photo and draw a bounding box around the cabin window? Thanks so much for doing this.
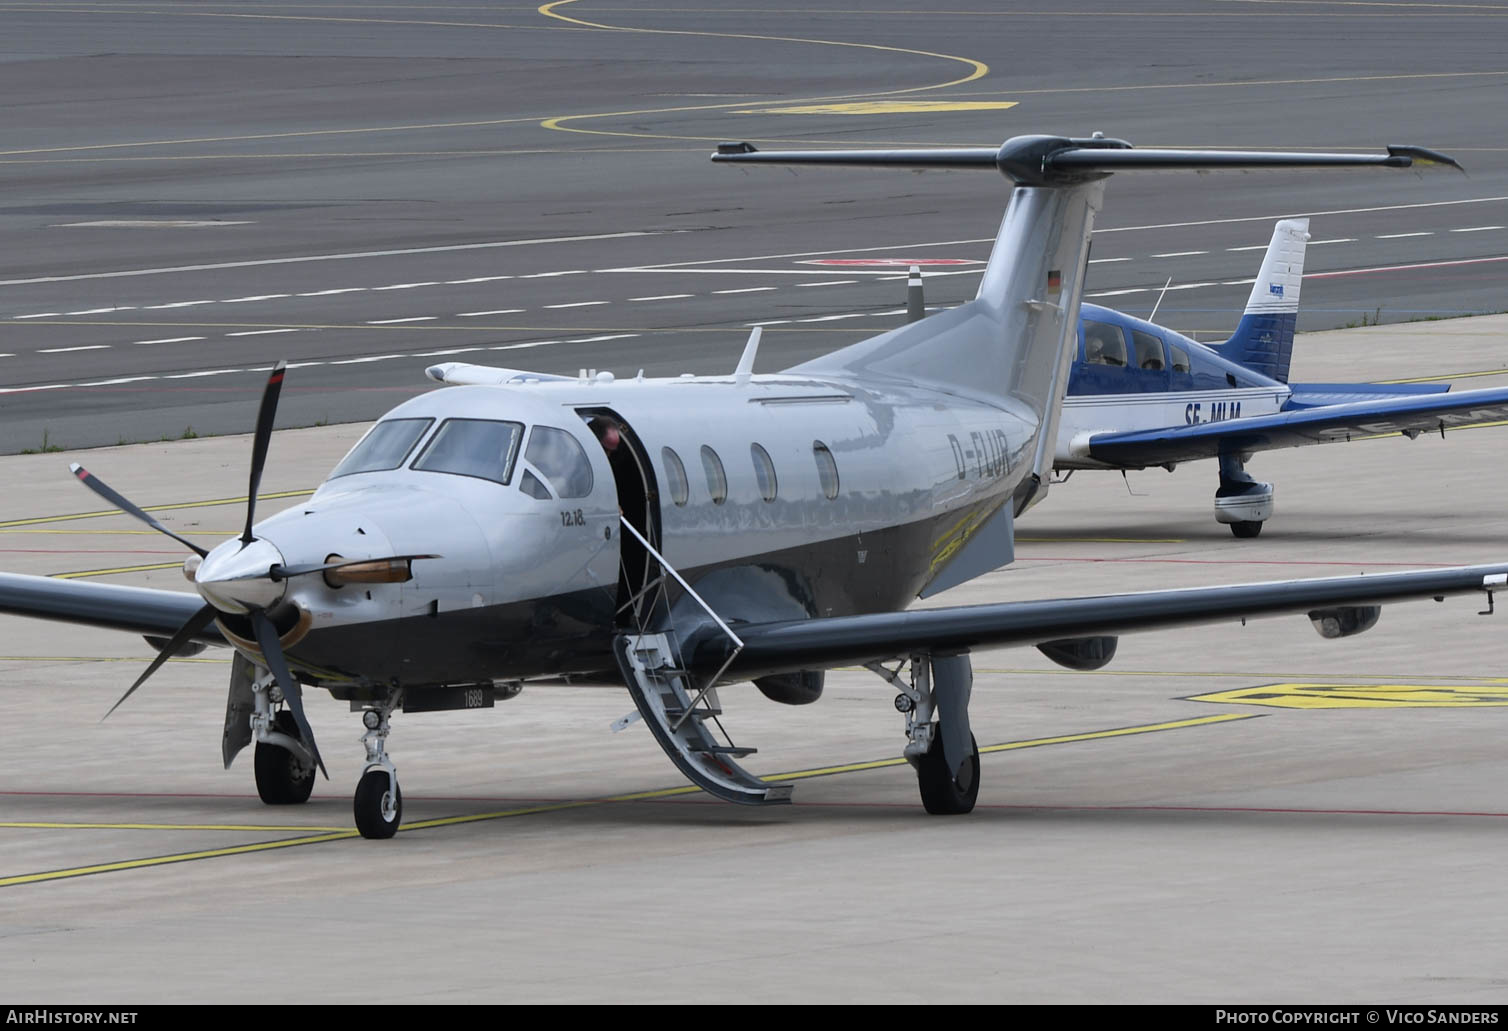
[524,426,594,499]
[750,443,778,502]
[701,446,727,505]
[410,418,522,486]
[330,418,433,479]
[662,447,689,507]
[1169,344,1192,374]
[813,441,839,499]
[1084,321,1128,367]
[1131,330,1167,372]
[519,469,552,500]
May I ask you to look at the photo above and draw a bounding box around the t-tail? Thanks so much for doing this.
[713,136,1456,511]
[1215,217,1311,383]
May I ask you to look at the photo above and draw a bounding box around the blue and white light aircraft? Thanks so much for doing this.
[1,134,1503,839]
[1053,218,1508,536]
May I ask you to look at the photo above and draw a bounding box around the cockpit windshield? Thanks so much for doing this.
[329,418,433,479]
[411,418,523,485]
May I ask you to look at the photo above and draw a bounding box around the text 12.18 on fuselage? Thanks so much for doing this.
[1,134,1503,839]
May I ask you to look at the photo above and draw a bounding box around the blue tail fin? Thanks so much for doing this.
[1216,217,1309,383]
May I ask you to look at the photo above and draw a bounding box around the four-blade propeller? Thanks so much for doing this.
[71,362,327,772]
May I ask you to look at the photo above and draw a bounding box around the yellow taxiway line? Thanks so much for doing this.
[0,712,1255,887]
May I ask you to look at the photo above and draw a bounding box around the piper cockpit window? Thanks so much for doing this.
[411,418,523,486]
[330,418,434,479]
[525,426,593,499]
[1131,330,1167,372]
[1084,321,1128,367]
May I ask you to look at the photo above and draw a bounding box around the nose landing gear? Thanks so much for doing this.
[353,702,401,839]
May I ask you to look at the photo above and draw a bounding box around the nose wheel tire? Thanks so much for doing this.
[916,732,980,815]
[353,768,402,839]
[254,710,315,805]
[1229,520,1264,538]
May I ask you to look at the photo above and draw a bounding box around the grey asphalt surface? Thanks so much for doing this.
[4,316,1508,1004]
[0,0,1505,451]
[2,1,1508,1005]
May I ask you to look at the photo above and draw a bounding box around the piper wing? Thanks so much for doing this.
[1085,383,1508,468]
[685,563,1508,679]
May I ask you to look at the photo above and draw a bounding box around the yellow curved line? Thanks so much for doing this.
[536,0,989,142]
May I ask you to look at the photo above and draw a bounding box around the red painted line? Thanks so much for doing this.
[1306,254,1508,280]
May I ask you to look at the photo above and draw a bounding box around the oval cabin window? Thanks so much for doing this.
[662,447,689,507]
[813,441,839,500]
[700,445,727,505]
[750,443,778,502]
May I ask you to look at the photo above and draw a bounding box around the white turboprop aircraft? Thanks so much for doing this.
[1,133,1502,839]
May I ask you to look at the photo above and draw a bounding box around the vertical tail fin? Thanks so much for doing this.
[1217,217,1310,383]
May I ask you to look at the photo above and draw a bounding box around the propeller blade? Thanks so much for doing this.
[103,603,219,720]
[70,464,209,559]
[251,608,327,779]
[241,360,288,546]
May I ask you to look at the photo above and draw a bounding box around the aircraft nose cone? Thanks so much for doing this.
[195,537,289,613]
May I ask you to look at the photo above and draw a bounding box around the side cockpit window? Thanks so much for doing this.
[411,418,523,486]
[1084,321,1128,368]
[330,418,433,479]
[524,426,594,499]
[1131,330,1167,372]
[1169,344,1192,374]
[519,469,552,500]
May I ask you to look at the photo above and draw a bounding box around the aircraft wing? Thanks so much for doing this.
[1085,384,1508,467]
[0,572,220,642]
[691,563,1508,679]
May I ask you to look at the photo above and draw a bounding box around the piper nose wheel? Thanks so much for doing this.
[916,732,980,815]
[1229,520,1264,539]
[353,768,402,839]
[254,710,315,805]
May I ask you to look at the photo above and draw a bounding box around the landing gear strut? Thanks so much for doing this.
[868,651,980,815]
[353,700,402,839]
[1214,452,1272,539]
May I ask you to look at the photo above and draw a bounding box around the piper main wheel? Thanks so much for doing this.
[917,732,980,815]
[254,710,315,805]
[353,768,402,839]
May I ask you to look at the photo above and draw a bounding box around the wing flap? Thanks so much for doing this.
[690,563,1508,678]
[1087,385,1508,466]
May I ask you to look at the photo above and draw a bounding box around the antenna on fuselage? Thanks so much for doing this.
[1148,276,1174,323]
[734,326,761,384]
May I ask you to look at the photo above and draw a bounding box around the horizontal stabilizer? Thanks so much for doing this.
[1086,383,1508,467]
[713,137,1462,186]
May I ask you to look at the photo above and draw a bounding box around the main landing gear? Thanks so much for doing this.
[1214,452,1273,539]
[867,651,980,815]
[249,672,317,805]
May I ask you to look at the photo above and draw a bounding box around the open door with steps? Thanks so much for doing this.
[611,517,793,806]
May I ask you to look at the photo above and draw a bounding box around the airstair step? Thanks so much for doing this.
[699,744,756,758]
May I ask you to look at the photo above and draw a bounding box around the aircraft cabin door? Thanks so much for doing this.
[576,407,661,630]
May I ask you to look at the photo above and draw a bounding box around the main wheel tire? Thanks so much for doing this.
[254,710,315,805]
[353,768,402,840]
[917,732,980,815]
[1229,520,1264,539]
